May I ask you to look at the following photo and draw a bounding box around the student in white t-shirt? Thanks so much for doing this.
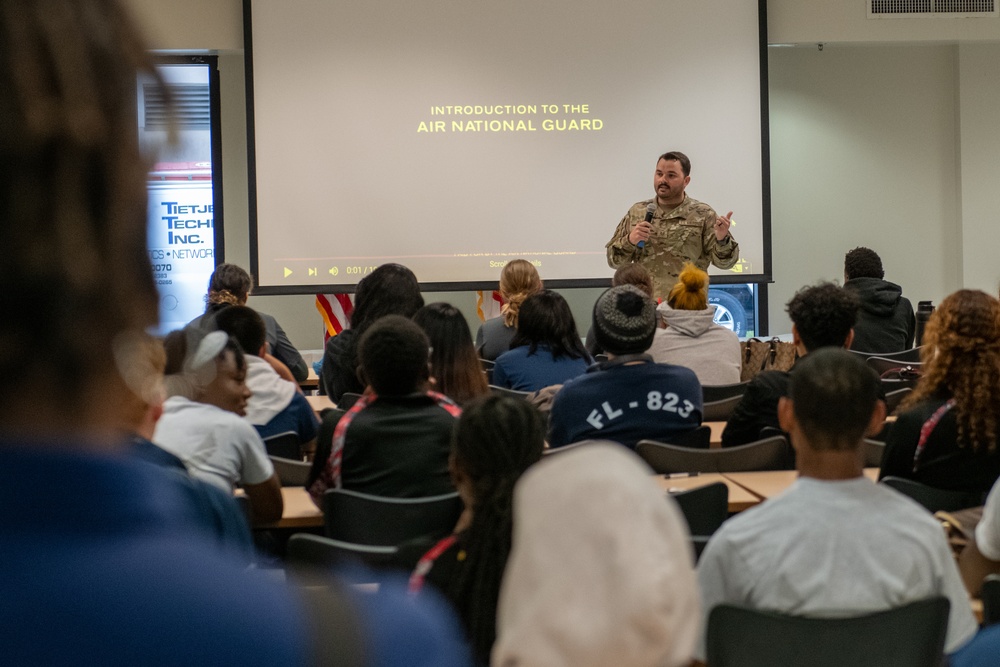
[695,348,976,663]
[156,330,283,523]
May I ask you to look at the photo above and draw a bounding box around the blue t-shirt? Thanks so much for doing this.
[492,344,590,392]
[0,442,473,666]
[254,390,319,443]
[548,358,703,450]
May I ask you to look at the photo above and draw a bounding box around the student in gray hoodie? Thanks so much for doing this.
[648,263,741,385]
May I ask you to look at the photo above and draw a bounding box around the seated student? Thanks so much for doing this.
[548,285,702,450]
[0,2,470,662]
[476,259,543,361]
[648,263,741,386]
[492,290,591,392]
[492,442,699,667]
[214,305,319,459]
[584,263,655,356]
[409,394,545,665]
[320,263,425,401]
[722,282,859,447]
[188,263,309,382]
[119,334,253,557]
[308,316,461,503]
[843,246,915,353]
[414,302,490,407]
[696,349,976,662]
[155,330,283,523]
[880,289,1000,495]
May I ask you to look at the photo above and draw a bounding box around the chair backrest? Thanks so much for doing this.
[862,439,886,469]
[479,358,495,371]
[884,387,912,415]
[263,430,301,460]
[982,574,1000,626]
[867,356,922,377]
[877,347,923,363]
[286,533,399,571]
[338,392,364,410]
[879,476,982,513]
[849,346,923,364]
[669,482,729,536]
[635,435,794,474]
[706,597,950,667]
[322,489,462,546]
[702,381,750,403]
[488,384,531,399]
[663,425,711,449]
[269,455,311,486]
[702,394,744,422]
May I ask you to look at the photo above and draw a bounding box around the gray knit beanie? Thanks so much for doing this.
[593,285,657,355]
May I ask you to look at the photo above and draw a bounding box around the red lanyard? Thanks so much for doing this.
[913,400,955,471]
[408,534,458,594]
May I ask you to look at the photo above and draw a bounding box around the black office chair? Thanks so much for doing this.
[702,381,750,403]
[263,431,301,460]
[867,357,923,378]
[879,476,982,513]
[884,387,912,416]
[269,455,311,486]
[286,533,399,571]
[702,394,743,422]
[662,425,712,449]
[669,482,729,536]
[849,346,923,364]
[636,435,794,474]
[981,574,1000,626]
[706,597,950,667]
[488,385,531,399]
[322,489,462,548]
[862,439,886,469]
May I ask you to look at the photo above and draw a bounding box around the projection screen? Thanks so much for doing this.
[245,0,770,293]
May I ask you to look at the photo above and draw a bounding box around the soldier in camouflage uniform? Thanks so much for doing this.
[606,151,739,300]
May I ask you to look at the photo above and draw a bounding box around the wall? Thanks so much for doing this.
[766,43,964,333]
[126,0,1000,347]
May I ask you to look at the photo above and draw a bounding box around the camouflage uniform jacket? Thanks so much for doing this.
[606,196,739,300]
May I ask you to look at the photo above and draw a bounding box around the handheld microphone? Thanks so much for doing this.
[637,203,655,249]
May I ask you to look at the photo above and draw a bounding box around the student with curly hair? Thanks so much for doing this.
[648,263,741,385]
[492,290,592,392]
[476,259,543,361]
[880,289,1000,495]
[721,282,860,447]
[409,395,545,665]
[414,303,490,406]
[320,263,425,401]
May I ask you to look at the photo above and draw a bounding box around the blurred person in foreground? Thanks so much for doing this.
[0,2,469,663]
[492,442,699,667]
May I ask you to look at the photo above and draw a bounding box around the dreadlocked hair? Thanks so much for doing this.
[447,394,545,664]
[0,0,162,415]
[899,289,1000,453]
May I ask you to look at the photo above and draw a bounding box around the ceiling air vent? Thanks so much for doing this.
[143,84,210,129]
[869,0,996,16]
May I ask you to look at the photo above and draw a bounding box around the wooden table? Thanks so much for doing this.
[721,468,882,501]
[305,394,336,417]
[299,369,319,393]
[705,421,726,447]
[654,473,761,512]
[249,486,324,530]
